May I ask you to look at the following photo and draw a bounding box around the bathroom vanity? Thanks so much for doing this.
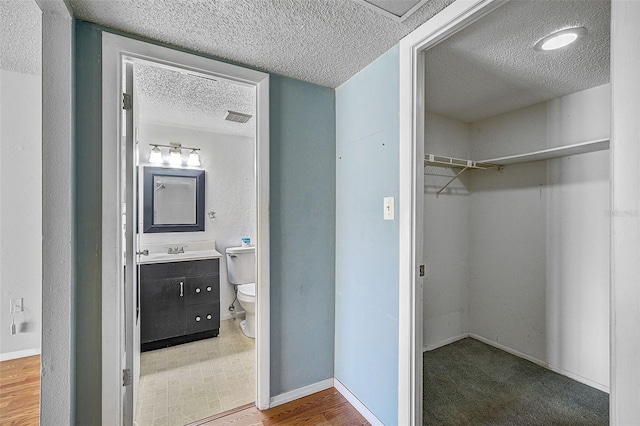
[139,256,220,351]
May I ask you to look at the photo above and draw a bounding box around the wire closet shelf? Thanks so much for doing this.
[424,138,610,196]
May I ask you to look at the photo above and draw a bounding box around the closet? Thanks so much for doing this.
[422,0,610,397]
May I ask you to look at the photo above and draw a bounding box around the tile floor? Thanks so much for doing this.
[135,318,255,426]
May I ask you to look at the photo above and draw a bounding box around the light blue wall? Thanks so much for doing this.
[74,21,336,421]
[335,45,400,425]
[269,75,336,395]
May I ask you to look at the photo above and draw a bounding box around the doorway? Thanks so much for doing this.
[398,0,621,424]
[101,33,270,425]
[131,59,258,424]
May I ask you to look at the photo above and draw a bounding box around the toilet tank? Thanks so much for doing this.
[226,246,255,285]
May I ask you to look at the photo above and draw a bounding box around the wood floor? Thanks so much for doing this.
[186,388,369,426]
[0,358,366,426]
[0,355,40,426]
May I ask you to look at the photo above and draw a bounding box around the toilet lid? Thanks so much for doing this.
[238,283,255,297]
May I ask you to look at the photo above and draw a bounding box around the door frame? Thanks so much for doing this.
[399,0,640,425]
[101,32,270,425]
[397,0,526,424]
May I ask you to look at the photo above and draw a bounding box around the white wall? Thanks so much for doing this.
[138,123,255,320]
[0,69,42,359]
[468,103,549,361]
[423,112,471,349]
[0,0,42,361]
[469,84,610,390]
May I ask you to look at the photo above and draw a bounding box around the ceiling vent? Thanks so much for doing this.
[354,0,429,22]
[225,110,253,124]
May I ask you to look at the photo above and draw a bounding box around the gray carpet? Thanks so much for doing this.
[423,338,609,425]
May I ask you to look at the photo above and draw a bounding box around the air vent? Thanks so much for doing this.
[354,0,429,22]
[225,110,253,124]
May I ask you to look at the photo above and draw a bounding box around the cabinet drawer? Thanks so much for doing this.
[140,258,219,280]
[185,274,219,305]
[186,303,220,334]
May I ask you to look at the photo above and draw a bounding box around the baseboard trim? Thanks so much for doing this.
[423,333,469,352]
[269,378,334,408]
[0,348,41,362]
[469,333,549,368]
[548,365,610,393]
[334,378,384,426]
[469,333,609,393]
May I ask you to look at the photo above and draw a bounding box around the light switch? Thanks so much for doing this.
[384,197,394,220]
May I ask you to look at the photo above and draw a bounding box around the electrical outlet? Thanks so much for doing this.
[10,298,23,313]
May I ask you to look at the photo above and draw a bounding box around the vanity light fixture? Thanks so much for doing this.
[187,149,201,167]
[147,143,202,167]
[169,146,182,166]
[149,145,163,164]
[534,27,586,51]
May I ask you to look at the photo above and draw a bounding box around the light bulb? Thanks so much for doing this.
[149,145,163,164]
[534,27,586,52]
[187,149,201,167]
[540,33,578,50]
[169,147,182,166]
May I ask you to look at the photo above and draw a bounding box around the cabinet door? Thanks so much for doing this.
[140,277,185,343]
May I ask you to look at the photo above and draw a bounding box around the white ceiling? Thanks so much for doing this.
[135,63,256,137]
[71,0,455,136]
[425,0,610,122]
[6,0,611,133]
[69,0,455,88]
[1,0,42,75]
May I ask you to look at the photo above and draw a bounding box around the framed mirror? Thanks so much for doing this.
[143,167,205,233]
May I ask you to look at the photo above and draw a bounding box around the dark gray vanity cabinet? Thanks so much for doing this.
[140,258,220,351]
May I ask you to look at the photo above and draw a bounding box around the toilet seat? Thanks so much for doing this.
[238,283,255,297]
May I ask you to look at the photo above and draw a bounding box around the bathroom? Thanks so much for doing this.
[132,62,258,425]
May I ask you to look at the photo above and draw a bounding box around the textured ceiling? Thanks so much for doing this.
[0,0,42,75]
[135,63,255,137]
[425,0,610,122]
[70,0,454,88]
[6,0,610,129]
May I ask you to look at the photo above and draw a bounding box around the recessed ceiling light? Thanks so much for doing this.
[534,27,587,51]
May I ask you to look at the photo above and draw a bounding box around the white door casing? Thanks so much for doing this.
[102,33,270,425]
[399,0,640,424]
[398,1,512,424]
[122,60,136,426]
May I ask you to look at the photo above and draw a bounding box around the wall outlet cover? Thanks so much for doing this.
[384,196,394,220]
[10,298,23,313]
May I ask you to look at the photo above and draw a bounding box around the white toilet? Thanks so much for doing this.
[226,246,256,338]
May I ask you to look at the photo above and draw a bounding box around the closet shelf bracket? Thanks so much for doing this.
[424,154,502,196]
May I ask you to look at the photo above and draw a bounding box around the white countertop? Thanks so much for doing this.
[138,248,222,265]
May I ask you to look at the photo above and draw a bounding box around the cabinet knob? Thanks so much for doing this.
[195,288,201,293]
[207,314,212,320]
[206,286,211,292]
[195,316,201,322]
